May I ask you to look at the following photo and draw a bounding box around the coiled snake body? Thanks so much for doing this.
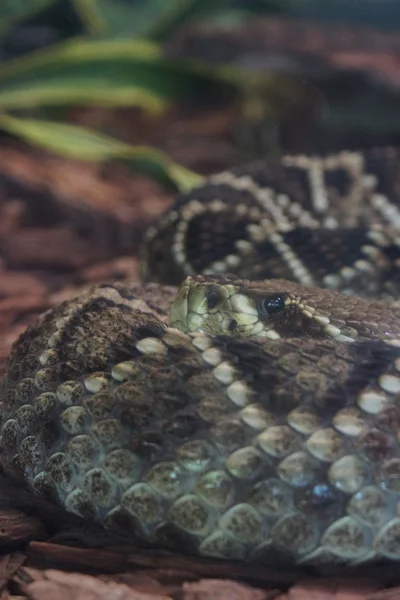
[2,148,400,565]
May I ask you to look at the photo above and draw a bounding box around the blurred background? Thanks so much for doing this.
[1,0,400,363]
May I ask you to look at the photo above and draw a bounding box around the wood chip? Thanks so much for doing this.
[3,228,95,270]
[0,272,48,297]
[23,569,173,600]
[80,257,139,283]
[0,510,46,545]
[287,578,381,600]
[182,578,276,600]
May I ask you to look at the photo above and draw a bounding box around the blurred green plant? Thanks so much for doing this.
[0,0,55,40]
[0,35,243,189]
[0,37,227,112]
[0,0,297,190]
[0,113,202,190]
[71,0,288,39]
[72,0,210,39]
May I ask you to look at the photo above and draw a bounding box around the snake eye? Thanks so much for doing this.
[205,285,223,310]
[258,295,285,316]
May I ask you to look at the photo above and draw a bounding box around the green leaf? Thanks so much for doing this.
[0,37,234,113]
[0,114,202,192]
[72,0,202,38]
[73,0,286,40]
[0,0,55,39]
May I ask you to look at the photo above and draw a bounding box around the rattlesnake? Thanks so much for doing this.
[1,148,400,566]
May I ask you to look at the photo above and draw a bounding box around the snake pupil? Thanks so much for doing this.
[205,285,222,310]
[258,295,285,315]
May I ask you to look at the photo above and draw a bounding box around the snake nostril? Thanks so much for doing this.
[229,319,238,333]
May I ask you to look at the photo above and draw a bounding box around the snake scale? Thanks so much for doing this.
[2,148,400,566]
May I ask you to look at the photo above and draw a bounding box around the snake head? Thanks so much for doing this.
[170,274,287,339]
[170,275,400,342]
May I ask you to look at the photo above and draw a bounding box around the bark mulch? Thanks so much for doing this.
[0,514,399,600]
